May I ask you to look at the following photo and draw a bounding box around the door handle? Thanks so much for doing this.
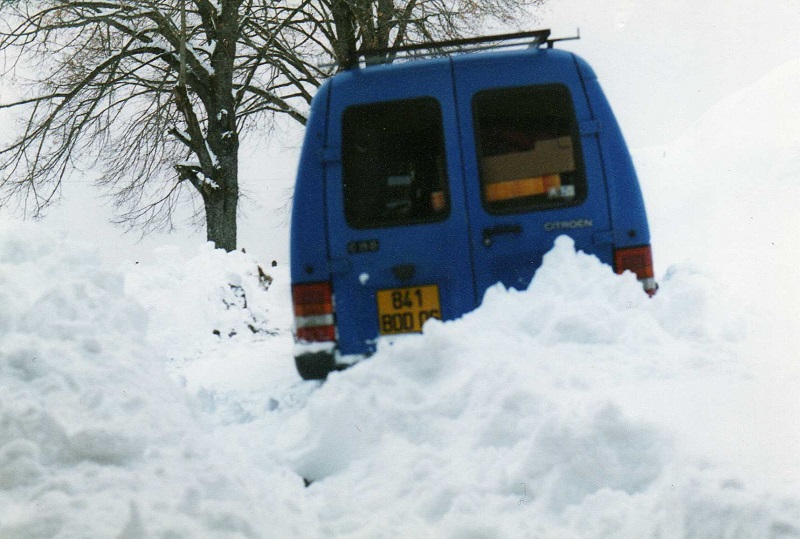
[482,224,522,246]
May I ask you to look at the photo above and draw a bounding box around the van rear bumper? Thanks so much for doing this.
[294,348,369,380]
[294,351,338,380]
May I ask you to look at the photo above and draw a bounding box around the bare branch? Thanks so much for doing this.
[0,0,546,250]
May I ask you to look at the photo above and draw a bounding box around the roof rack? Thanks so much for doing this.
[345,29,579,70]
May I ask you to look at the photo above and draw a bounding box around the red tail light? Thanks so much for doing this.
[613,245,657,296]
[296,325,336,342]
[292,281,337,342]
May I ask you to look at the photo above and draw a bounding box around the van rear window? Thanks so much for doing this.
[342,98,450,229]
[473,84,586,214]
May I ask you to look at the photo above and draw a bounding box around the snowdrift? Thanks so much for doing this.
[1,219,799,537]
[638,57,800,322]
[272,236,799,538]
[0,223,311,538]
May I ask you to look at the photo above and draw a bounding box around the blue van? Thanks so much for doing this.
[290,30,656,380]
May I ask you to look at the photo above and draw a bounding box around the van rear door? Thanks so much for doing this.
[452,51,614,293]
[324,62,475,357]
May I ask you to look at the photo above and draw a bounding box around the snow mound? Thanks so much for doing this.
[275,237,800,538]
[125,243,290,360]
[0,222,311,538]
[636,57,800,325]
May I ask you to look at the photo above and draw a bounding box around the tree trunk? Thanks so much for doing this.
[203,170,238,252]
[330,0,358,69]
[202,0,241,252]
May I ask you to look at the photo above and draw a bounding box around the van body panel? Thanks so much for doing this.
[290,81,332,283]
[573,54,651,248]
[585,81,652,248]
[323,60,476,356]
[451,49,613,292]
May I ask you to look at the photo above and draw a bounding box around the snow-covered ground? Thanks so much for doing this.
[2,52,799,536]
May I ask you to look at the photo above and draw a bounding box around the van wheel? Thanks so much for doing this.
[295,352,337,380]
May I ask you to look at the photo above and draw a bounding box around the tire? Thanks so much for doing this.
[295,351,337,380]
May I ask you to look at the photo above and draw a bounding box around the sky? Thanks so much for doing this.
[545,0,800,144]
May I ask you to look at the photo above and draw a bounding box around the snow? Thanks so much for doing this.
[205,141,220,169]
[187,44,216,78]
[2,212,798,536]
[0,224,312,537]
[1,6,800,539]
[271,238,799,537]
[639,57,800,309]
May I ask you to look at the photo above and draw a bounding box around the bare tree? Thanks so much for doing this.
[0,0,543,251]
[317,0,541,69]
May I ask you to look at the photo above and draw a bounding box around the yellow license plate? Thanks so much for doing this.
[376,285,441,335]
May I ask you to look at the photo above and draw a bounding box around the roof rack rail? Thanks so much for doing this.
[345,29,579,70]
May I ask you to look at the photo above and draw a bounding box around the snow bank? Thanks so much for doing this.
[124,243,290,359]
[273,237,800,538]
[123,242,305,425]
[636,57,800,328]
[0,222,311,538]
[2,222,798,538]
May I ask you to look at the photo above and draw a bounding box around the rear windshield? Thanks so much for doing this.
[342,98,450,229]
[473,84,586,214]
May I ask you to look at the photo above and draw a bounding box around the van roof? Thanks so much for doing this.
[343,29,579,70]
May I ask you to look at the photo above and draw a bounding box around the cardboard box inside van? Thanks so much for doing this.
[481,136,574,184]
